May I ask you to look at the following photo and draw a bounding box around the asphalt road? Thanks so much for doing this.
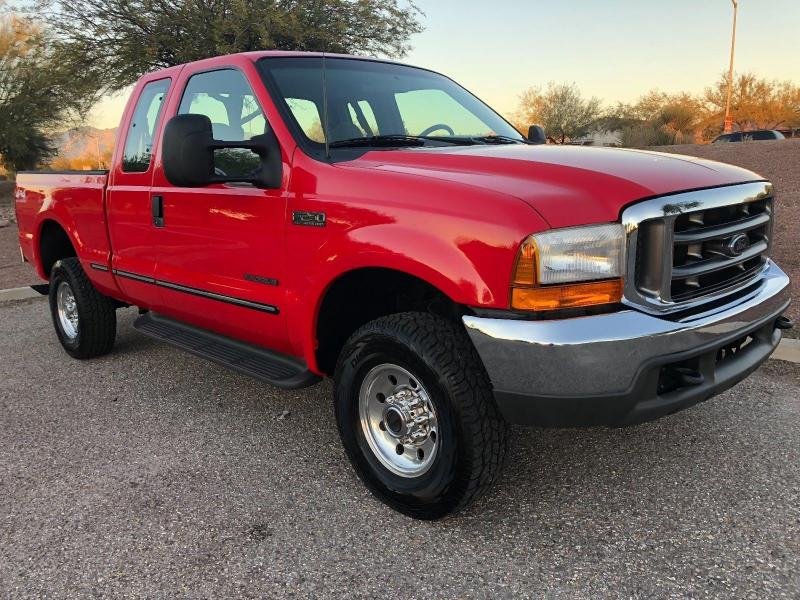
[1,298,799,599]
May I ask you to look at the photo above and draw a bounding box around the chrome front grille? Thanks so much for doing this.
[622,182,774,314]
[670,199,770,301]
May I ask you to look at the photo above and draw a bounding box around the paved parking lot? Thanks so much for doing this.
[1,297,799,599]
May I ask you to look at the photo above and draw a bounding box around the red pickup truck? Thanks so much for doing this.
[15,52,792,519]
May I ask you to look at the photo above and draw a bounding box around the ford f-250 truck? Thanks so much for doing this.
[15,52,792,519]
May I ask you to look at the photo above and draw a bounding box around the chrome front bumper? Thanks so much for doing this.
[463,261,791,427]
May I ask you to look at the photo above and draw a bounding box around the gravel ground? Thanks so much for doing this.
[1,298,798,599]
[658,139,800,328]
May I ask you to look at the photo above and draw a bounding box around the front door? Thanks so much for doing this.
[149,67,290,354]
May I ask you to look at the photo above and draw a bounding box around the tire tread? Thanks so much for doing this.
[49,258,116,359]
[335,311,508,519]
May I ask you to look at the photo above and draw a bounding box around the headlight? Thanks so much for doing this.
[511,223,626,311]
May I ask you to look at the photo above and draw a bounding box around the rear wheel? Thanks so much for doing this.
[48,258,117,359]
[334,312,507,519]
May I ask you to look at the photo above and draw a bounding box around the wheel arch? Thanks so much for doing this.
[313,266,467,376]
[37,218,78,279]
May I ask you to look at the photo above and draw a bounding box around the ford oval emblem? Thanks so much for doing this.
[727,233,750,256]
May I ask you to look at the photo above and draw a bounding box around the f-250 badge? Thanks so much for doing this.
[292,211,326,227]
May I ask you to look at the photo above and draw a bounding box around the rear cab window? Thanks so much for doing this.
[122,78,171,172]
[286,98,325,142]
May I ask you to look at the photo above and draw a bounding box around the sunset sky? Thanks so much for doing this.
[88,0,800,129]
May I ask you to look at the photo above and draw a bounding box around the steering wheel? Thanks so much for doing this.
[418,123,455,137]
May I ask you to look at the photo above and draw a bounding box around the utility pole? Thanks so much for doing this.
[87,135,102,170]
[723,0,739,133]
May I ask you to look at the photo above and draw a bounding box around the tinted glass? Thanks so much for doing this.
[750,130,782,140]
[122,78,170,172]
[260,57,523,147]
[179,69,269,178]
[286,98,325,141]
[179,69,269,140]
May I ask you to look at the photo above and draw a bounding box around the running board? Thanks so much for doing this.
[133,313,320,390]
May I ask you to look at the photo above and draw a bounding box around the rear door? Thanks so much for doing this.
[106,75,175,306]
[149,66,291,353]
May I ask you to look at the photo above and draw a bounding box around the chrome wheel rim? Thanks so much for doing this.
[358,363,439,478]
[56,281,79,340]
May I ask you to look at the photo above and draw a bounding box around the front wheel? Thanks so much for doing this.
[48,258,117,359]
[334,312,508,519]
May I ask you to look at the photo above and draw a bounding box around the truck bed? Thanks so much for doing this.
[15,170,111,281]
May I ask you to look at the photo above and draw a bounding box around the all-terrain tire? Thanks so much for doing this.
[334,312,508,519]
[48,258,117,359]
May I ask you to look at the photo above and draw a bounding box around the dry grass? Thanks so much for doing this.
[656,139,800,326]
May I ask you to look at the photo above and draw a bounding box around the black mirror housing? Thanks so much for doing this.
[247,130,283,189]
[528,125,547,145]
[162,114,215,186]
[162,114,282,189]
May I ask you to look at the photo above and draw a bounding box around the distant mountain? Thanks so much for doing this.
[54,127,117,161]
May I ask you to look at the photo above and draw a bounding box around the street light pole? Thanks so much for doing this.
[723,0,739,133]
[87,135,102,170]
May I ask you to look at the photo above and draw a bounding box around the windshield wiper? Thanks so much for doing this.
[329,135,428,148]
[329,135,477,148]
[471,135,527,145]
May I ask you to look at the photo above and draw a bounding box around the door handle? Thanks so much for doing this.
[151,195,164,227]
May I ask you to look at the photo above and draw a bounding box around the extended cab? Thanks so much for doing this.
[15,52,792,519]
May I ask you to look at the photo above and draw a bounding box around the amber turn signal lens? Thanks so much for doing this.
[512,239,537,286]
[511,279,623,311]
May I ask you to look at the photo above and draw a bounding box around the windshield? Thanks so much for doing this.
[258,57,525,151]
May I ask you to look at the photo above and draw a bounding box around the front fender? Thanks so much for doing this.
[287,221,533,372]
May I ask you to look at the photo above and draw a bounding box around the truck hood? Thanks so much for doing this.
[342,144,764,228]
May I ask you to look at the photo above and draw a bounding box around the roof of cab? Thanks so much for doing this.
[141,50,408,81]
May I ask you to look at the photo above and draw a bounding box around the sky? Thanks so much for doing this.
[87,0,800,129]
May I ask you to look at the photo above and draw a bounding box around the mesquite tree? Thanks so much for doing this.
[0,8,97,170]
[36,0,424,93]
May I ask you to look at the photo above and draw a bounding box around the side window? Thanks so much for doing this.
[286,98,325,142]
[178,69,269,178]
[122,78,170,172]
[179,69,268,141]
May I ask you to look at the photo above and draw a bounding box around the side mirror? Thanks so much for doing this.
[527,125,547,145]
[162,114,282,188]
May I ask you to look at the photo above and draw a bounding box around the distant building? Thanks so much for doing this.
[776,127,800,139]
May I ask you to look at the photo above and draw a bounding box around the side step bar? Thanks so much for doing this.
[133,312,320,390]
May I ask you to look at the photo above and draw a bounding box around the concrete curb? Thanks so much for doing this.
[0,285,797,363]
[773,337,800,364]
[0,286,42,302]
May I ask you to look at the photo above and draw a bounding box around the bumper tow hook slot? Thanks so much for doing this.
[673,367,704,387]
[775,315,794,330]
